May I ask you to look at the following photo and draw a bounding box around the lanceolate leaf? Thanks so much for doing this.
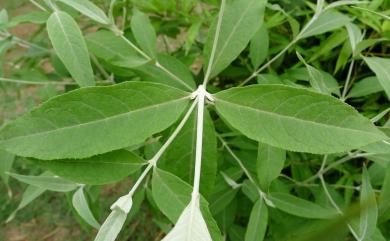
[72,187,101,229]
[57,0,110,25]
[162,200,212,241]
[0,82,190,160]
[30,150,145,185]
[249,24,269,69]
[363,57,390,100]
[134,54,196,91]
[358,167,378,240]
[299,11,351,39]
[152,168,223,241]
[47,11,95,87]
[268,192,339,219]
[94,209,127,241]
[8,172,78,192]
[161,109,217,197]
[214,85,385,154]
[131,9,157,58]
[203,0,267,78]
[257,143,285,190]
[86,30,149,68]
[245,198,268,241]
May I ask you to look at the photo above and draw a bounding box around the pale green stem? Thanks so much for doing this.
[341,59,355,101]
[29,0,48,11]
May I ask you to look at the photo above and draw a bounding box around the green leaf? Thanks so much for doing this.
[57,0,110,25]
[209,188,239,216]
[6,183,46,222]
[0,148,14,187]
[72,187,101,229]
[245,198,268,241]
[47,11,95,87]
[131,9,157,58]
[9,11,50,25]
[358,167,378,240]
[86,30,149,68]
[249,24,269,69]
[214,85,385,154]
[161,109,217,197]
[347,76,383,99]
[30,150,145,185]
[300,11,350,39]
[363,57,390,100]
[0,82,190,160]
[152,168,223,241]
[8,172,79,192]
[134,54,196,91]
[269,192,339,219]
[257,143,285,190]
[203,0,267,78]
[345,22,362,55]
[379,162,390,221]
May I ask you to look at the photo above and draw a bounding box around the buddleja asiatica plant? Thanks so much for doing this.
[1,0,390,240]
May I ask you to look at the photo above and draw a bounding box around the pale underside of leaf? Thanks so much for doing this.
[162,200,212,241]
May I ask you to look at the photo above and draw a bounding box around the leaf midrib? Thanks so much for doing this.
[2,96,189,143]
[215,98,382,137]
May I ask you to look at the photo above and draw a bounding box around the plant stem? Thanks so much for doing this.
[341,59,355,101]
[191,86,207,201]
[29,0,48,11]
[202,0,226,86]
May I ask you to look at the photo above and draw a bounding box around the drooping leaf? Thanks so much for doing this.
[131,9,157,58]
[57,0,110,24]
[134,54,196,91]
[257,142,285,190]
[8,172,79,192]
[203,0,267,78]
[152,168,224,241]
[268,192,339,219]
[72,187,101,229]
[161,200,212,241]
[249,24,269,69]
[245,198,268,241]
[6,184,46,222]
[214,85,385,154]
[94,209,127,241]
[47,11,95,87]
[0,82,190,160]
[379,162,390,222]
[300,11,350,39]
[86,30,149,68]
[161,109,217,197]
[363,57,390,100]
[30,150,145,185]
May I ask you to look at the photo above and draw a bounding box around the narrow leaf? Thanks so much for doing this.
[47,11,95,87]
[203,0,267,78]
[30,150,145,185]
[0,82,190,159]
[347,76,383,98]
[8,172,78,192]
[86,30,149,68]
[57,0,110,24]
[94,209,127,241]
[0,148,14,187]
[300,11,351,39]
[131,9,157,58]
[214,85,385,154]
[269,192,339,219]
[257,142,285,190]
[363,57,390,100]
[245,198,268,241]
[249,24,269,69]
[72,187,101,229]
